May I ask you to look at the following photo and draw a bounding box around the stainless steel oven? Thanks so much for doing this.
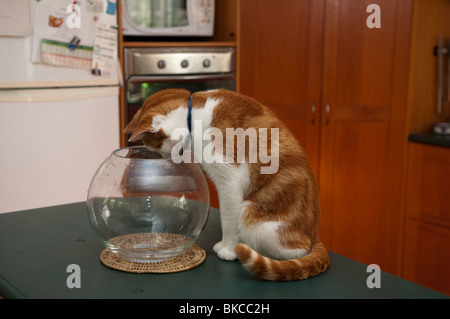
[124,47,236,145]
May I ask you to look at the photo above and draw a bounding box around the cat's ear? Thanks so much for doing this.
[123,109,141,134]
[128,123,155,142]
[124,109,155,142]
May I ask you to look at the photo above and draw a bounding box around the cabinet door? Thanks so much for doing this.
[239,0,324,175]
[318,0,413,274]
[403,219,450,296]
[403,143,450,295]
[405,143,450,228]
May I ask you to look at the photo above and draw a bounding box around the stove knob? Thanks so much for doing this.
[157,60,166,69]
[181,60,189,68]
[203,59,211,68]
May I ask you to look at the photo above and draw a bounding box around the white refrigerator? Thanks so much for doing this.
[0,0,121,214]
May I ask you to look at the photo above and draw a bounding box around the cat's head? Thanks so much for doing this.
[124,89,191,156]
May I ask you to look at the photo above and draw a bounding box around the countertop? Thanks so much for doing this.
[408,132,450,148]
[0,202,447,302]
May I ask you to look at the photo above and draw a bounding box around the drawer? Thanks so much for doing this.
[406,142,450,228]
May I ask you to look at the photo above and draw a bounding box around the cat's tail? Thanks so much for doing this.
[235,242,330,281]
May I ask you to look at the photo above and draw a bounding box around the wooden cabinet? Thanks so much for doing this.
[319,0,412,274]
[239,0,412,274]
[239,0,323,175]
[403,142,450,295]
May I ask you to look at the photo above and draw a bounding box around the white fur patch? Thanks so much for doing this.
[239,206,308,260]
[239,218,282,259]
[156,106,187,133]
[192,97,220,131]
[242,248,259,269]
[150,105,188,156]
[205,162,250,261]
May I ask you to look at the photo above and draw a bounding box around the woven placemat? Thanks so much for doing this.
[99,233,206,274]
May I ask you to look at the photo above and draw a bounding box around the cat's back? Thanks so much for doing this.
[194,89,284,132]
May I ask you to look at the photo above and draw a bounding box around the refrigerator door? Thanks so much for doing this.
[0,0,119,88]
[0,34,119,88]
[0,87,120,213]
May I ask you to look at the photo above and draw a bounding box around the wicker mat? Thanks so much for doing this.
[99,233,206,274]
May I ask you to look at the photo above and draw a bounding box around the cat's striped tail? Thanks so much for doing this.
[235,242,330,281]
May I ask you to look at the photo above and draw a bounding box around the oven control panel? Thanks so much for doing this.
[124,47,235,78]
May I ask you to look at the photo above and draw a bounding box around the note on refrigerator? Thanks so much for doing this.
[91,22,118,77]
[0,0,33,36]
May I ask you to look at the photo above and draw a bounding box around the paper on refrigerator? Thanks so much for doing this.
[91,22,118,78]
[31,0,117,75]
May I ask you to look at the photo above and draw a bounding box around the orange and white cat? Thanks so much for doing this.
[124,88,330,281]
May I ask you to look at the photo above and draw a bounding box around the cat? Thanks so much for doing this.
[124,88,330,281]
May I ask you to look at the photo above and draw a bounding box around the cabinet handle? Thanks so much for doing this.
[325,102,330,125]
[436,36,445,115]
[311,102,316,125]
[434,36,449,115]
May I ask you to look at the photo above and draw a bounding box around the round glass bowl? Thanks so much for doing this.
[87,146,210,263]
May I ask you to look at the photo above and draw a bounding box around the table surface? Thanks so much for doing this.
[0,202,447,299]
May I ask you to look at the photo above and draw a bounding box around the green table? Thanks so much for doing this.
[0,202,447,300]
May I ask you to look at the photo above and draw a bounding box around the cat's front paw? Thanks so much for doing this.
[213,242,237,261]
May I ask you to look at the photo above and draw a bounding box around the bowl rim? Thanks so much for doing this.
[112,145,166,160]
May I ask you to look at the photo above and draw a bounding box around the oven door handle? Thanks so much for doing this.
[126,73,235,84]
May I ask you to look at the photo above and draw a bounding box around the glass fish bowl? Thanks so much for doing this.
[87,146,210,263]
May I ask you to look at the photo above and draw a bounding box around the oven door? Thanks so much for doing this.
[125,73,235,145]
